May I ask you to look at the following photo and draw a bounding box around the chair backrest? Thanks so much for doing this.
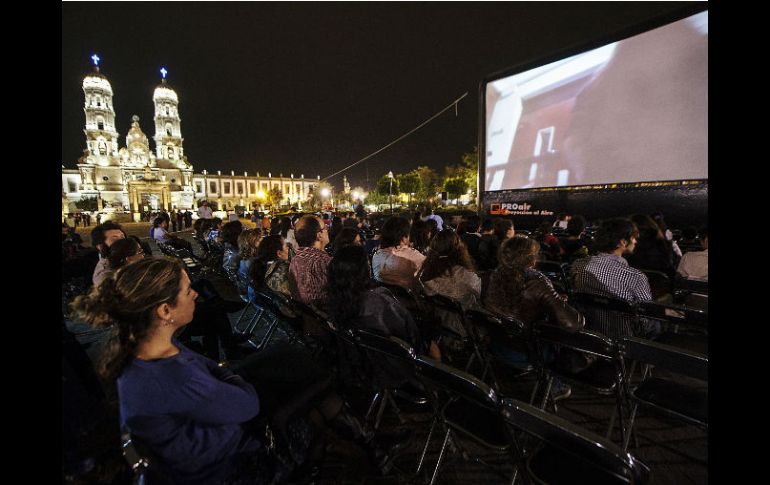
[570,292,637,314]
[414,354,499,411]
[355,330,417,360]
[289,298,333,338]
[674,277,708,295]
[640,269,672,300]
[621,337,708,382]
[536,261,571,294]
[501,398,650,484]
[252,288,292,316]
[636,300,708,330]
[569,292,639,338]
[465,309,532,358]
[534,324,618,360]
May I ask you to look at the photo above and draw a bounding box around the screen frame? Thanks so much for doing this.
[477,3,708,207]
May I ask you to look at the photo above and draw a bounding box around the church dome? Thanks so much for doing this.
[82,73,113,95]
[153,81,178,103]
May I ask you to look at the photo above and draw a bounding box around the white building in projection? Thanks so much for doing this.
[62,56,319,221]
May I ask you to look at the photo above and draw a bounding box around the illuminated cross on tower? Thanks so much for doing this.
[91,54,100,66]
[160,67,167,79]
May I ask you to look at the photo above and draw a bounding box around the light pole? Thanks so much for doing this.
[387,171,394,214]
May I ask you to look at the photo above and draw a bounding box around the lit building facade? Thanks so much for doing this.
[62,57,319,221]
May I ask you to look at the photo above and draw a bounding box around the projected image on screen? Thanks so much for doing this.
[484,11,707,191]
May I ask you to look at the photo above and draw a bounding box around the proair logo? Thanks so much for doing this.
[490,202,552,216]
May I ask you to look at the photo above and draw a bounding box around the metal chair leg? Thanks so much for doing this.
[429,428,452,485]
[416,418,437,475]
[373,390,389,430]
[529,379,541,406]
[364,392,382,423]
[540,376,554,410]
[623,402,639,452]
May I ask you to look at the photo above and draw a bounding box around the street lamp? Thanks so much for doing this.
[320,187,331,210]
[387,171,394,214]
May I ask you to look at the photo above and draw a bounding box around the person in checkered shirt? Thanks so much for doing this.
[571,218,658,338]
[288,215,332,307]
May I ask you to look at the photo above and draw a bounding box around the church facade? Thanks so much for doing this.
[62,60,319,221]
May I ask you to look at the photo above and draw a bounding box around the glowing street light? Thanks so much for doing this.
[387,171,394,214]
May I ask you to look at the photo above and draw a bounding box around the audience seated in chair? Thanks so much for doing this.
[625,214,678,280]
[561,215,590,264]
[458,215,482,264]
[571,218,657,339]
[288,215,332,307]
[220,220,244,279]
[677,227,708,282]
[327,245,441,361]
[483,237,585,398]
[236,228,262,299]
[90,221,127,287]
[70,258,296,484]
[372,216,426,291]
[419,229,482,341]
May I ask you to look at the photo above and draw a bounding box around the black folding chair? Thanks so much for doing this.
[640,269,673,301]
[533,324,629,444]
[569,292,639,338]
[120,427,174,485]
[413,355,517,485]
[501,398,650,484]
[620,337,708,453]
[636,301,708,355]
[536,261,572,296]
[465,309,535,388]
[423,293,487,377]
[353,330,428,432]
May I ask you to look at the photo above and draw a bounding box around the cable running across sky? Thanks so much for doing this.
[321,92,468,182]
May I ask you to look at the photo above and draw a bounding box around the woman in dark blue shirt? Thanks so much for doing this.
[71,258,282,484]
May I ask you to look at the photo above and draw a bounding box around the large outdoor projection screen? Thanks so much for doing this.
[484,10,707,192]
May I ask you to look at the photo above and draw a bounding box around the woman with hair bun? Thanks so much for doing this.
[70,257,287,484]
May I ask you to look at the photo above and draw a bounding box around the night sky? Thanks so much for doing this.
[62,2,694,190]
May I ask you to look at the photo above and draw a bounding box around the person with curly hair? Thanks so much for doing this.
[484,237,583,331]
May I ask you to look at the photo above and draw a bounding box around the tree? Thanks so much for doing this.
[396,171,422,208]
[461,146,479,201]
[74,196,98,211]
[364,191,388,208]
[268,187,283,208]
[461,146,479,172]
[304,186,320,210]
[375,174,399,196]
[414,166,440,204]
[443,176,470,200]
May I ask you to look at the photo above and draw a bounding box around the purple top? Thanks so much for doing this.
[118,339,260,484]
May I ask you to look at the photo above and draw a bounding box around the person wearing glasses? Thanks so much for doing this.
[288,215,331,307]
